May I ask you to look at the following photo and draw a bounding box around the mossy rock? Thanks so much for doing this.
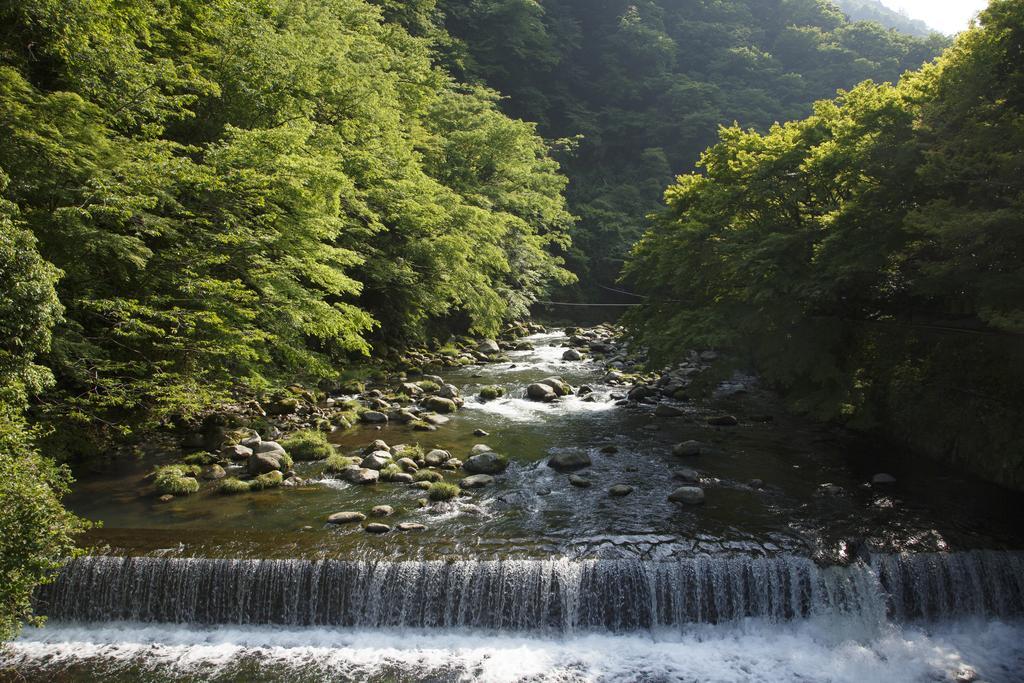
[182,452,216,466]
[324,454,357,473]
[219,477,252,495]
[413,469,443,483]
[250,470,284,490]
[427,481,460,501]
[282,429,334,461]
[154,465,201,496]
[479,385,505,401]
[417,380,441,393]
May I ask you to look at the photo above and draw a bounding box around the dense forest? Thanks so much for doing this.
[625,0,1024,487]
[437,0,947,292]
[0,0,1020,645]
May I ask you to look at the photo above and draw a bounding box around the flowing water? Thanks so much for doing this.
[4,331,1024,681]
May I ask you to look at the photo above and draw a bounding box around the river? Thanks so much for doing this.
[2,329,1023,681]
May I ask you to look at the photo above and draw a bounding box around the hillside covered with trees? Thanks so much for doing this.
[624,0,1024,487]
[437,0,947,292]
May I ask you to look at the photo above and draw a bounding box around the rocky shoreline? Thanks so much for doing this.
[138,321,901,541]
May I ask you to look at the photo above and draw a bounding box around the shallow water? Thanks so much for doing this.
[61,330,1024,560]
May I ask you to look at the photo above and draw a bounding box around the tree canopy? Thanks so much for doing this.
[624,0,1024,486]
[0,0,574,451]
[436,0,949,294]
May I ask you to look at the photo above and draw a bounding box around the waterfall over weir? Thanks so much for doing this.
[37,552,1024,632]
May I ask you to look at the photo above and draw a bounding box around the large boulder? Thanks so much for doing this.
[360,410,389,424]
[547,452,592,472]
[343,467,380,485]
[459,474,495,489]
[363,439,390,454]
[396,457,419,472]
[463,452,509,475]
[248,452,283,475]
[222,444,253,461]
[361,451,392,470]
[254,440,287,456]
[668,486,705,505]
[477,339,500,354]
[422,396,458,413]
[527,383,557,401]
[327,511,366,524]
[438,384,460,399]
[371,505,394,517]
[539,377,571,396]
[424,449,451,466]
[562,348,583,361]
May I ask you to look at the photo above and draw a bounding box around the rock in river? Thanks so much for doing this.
[872,473,897,485]
[371,505,394,517]
[562,348,583,361]
[360,411,389,424]
[459,474,495,489]
[327,511,366,524]
[463,452,508,475]
[397,522,426,531]
[568,474,592,488]
[248,452,284,475]
[669,486,705,505]
[672,440,703,457]
[654,404,685,417]
[422,396,458,414]
[343,467,380,485]
[527,383,556,401]
[707,415,738,426]
[539,377,572,396]
[424,449,450,466]
[477,339,500,354]
[547,452,592,472]
[609,484,634,497]
[361,451,392,470]
[365,523,391,534]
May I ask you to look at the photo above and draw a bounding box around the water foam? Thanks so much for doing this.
[5,619,1023,682]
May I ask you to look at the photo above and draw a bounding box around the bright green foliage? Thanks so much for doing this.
[153,465,201,495]
[250,470,284,490]
[0,0,575,457]
[625,0,1024,487]
[427,481,460,501]
[438,0,947,294]
[379,463,404,481]
[282,430,334,462]
[414,469,443,482]
[0,205,88,639]
[324,454,357,473]
[479,385,505,400]
[219,478,252,495]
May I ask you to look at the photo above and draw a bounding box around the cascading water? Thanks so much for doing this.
[34,551,1024,631]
